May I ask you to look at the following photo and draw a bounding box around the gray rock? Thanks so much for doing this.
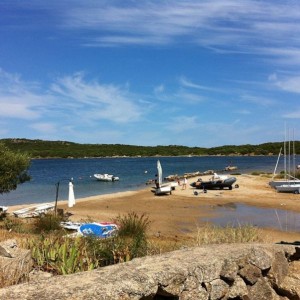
[0,243,298,300]
[278,260,300,299]
[204,278,229,300]
[226,276,248,299]
[238,264,261,285]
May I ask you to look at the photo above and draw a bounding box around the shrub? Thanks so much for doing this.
[33,213,64,234]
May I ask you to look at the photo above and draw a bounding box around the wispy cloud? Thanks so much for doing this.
[51,73,142,123]
[282,111,300,119]
[58,0,300,63]
[0,69,144,137]
[269,73,300,94]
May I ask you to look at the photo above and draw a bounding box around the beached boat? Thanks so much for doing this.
[78,222,118,238]
[0,206,8,215]
[275,184,300,194]
[13,203,55,218]
[269,136,300,188]
[190,173,237,190]
[153,160,172,195]
[60,221,83,230]
[94,174,119,182]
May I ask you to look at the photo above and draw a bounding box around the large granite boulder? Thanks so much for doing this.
[0,239,33,288]
[0,243,299,299]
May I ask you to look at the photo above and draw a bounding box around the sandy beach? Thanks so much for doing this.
[8,174,300,243]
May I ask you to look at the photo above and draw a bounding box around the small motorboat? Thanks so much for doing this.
[94,174,119,182]
[190,173,237,190]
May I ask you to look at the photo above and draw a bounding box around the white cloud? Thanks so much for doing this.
[282,110,300,119]
[269,73,300,94]
[30,122,57,134]
[51,73,142,123]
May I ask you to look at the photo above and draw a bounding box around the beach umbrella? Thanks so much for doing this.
[68,181,75,208]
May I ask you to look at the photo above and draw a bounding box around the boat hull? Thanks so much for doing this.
[78,223,118,238]
[269,180,300,188]
[94,174,119,181]
[190,177,237,190]
[275,184,300,194]
[13,203,55,218]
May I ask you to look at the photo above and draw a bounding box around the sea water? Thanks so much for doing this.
[0,155,297,206]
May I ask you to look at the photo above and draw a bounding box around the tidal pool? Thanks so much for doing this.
[202,203,300,231]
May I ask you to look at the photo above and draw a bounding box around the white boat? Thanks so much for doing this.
[269,131,300,188]
[153,160,172,195]
[276,184,300,194]
[94,174,119,182]
[0,206,8,214]
[13,203,55,218]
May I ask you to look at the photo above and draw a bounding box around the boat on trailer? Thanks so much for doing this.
[190,173,237,190]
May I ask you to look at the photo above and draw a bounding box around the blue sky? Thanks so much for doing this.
[1,0,300,147]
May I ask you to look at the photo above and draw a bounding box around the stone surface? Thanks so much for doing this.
[239,264,262,285]
[0,243,298,300]
[278,260,300,299]
[0,239,33,288]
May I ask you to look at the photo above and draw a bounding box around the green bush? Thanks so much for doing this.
[33,213,64,233]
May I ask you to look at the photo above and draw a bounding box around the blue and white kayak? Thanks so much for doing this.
[78,222,118,238]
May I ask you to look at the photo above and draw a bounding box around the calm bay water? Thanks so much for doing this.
[0,155,296,206]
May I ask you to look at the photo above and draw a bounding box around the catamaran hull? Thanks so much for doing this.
[275,184,300,194]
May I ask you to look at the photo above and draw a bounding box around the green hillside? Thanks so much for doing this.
[1,138,298,158]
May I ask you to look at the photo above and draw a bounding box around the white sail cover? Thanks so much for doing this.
[157,160,163,186]
[68,181,75,208]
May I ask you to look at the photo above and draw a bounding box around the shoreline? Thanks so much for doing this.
[7,174,300,243]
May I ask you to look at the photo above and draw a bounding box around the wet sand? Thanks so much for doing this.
[8,174,300,243]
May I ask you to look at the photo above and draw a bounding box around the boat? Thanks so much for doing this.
[0,206,8,216]
[275,184,300,194]
[78,222,118,238]
[94,174,119,182]
[190,173,237,190]
[60,221,83,230]
[224,165,237,171]
[269,130,300,188]
[153,160,172,195]
[13,203,55,218]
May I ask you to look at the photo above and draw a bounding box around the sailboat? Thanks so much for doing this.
[271,128,300,193]
[153,160,172,195]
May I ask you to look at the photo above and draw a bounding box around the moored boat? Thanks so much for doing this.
[94,174,119,182]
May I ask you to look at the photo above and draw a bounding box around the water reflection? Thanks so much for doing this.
[202,203,300,231]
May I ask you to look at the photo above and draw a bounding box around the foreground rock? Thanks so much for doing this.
[0,243,300,299]
[0,239,33,288]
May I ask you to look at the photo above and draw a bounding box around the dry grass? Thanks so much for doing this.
[194,223,262,245]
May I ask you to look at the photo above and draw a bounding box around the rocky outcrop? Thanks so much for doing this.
[0,243,300,299]
[0,239,33,288]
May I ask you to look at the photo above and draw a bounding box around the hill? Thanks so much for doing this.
[1,138,299,158]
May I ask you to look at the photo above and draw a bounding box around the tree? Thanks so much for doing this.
[0,143,31,195]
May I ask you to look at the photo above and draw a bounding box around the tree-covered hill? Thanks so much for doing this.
[1,138,299,158]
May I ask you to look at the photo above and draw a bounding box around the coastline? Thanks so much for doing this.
[7,174,300,243]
